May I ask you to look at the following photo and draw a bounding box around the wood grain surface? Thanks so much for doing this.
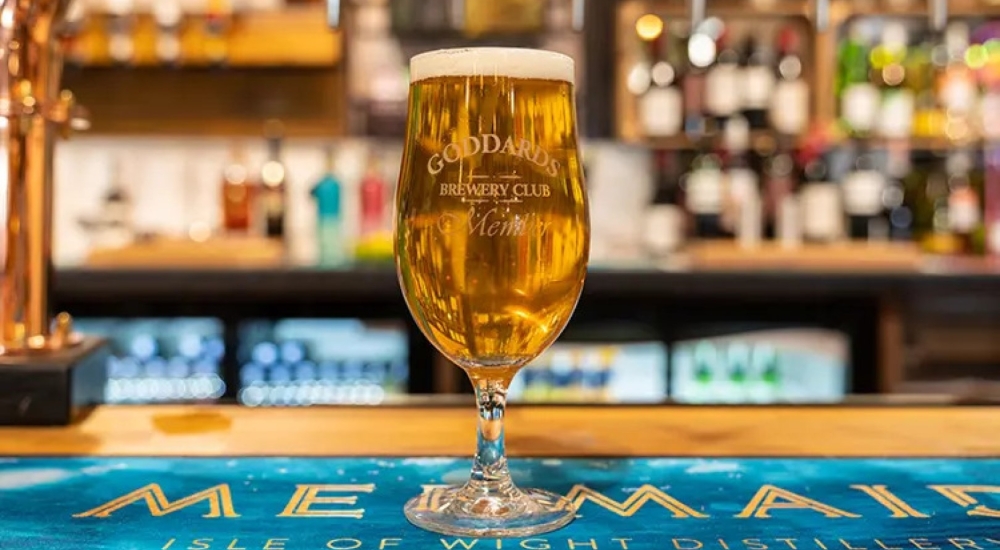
[0,405,998,457]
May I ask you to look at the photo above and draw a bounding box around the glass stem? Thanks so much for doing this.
[469,376,514,493]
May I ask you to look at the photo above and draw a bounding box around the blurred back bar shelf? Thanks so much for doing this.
[46,0,1000,406]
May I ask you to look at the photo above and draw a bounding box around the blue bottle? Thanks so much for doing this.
[311,146,348,267]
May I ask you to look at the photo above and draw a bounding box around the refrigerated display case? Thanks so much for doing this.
[73,317,226,404]
[236,318,408,406]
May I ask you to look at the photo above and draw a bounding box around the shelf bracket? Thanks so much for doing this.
[328,0,342,29]
[572,0,585,31]
[813,0,830,31]
[689,0,706,30]
[930,0,948,32]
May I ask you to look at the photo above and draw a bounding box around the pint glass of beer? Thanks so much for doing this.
[395,48,590,537]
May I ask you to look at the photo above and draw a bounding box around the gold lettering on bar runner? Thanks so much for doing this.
[279,484,374,518]
[73,483,239,519]
[929,486,1000,518]
[566,484,708,518]
[851,485,930,518]
[737,485,861,519]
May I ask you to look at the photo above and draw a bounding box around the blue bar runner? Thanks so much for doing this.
[2,458,1000,549]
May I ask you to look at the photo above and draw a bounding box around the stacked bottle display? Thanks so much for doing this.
[630,15,811,141]
[837,18,1000,143]
[632,13,1000,257]
[642,128,996,256]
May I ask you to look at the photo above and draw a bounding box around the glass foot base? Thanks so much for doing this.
[404,484,576,538]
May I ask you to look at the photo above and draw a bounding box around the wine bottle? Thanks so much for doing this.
[771,25,810,137]
[842,142,887,240]
[720,115,761,246]
[740,34,776,131]
[685,145,726,239]
[762,144,798,240]
[705,28,742,131]
[799,149,843,243]
[838,21,879,137]
[643,150,686,256]
[639,29,683,137]
[683,30,710,139]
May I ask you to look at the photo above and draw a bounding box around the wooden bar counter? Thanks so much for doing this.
[2,404,999,457]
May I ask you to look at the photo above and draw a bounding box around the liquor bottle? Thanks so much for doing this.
[682,31,709,138]
[939,22,978,142]
[740,35,776,131]
[106,0,136,66]
[720,116,762,247]
[947,149,984,255]
[643,150,685,256]
[913,155,954,254]
[884,144,915,241]
[908,29,943,139]
[359,154,388,241]
[82,157,135,251]
[639,29,683,137]
[842,142,887,240]
[204,0,230,66]
[762,142,798,239]
[220,143,253,234]
[873,21,914,139]
[770,25,809,137]
[985,146,1000,256]
[259,121,287,241]
[153,0,184,66]
[685,146,726,239]
[799,149,842,243]
[311,146,348,267]
[838,20,879,136]
[705,28,742,131]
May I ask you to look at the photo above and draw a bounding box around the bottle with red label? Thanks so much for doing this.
[770,25,810,137]
[359,153,388,242]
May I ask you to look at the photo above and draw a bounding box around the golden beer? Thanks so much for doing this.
[397,74,588,371]
[396,48,587,538]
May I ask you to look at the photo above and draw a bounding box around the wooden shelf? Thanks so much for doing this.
[68,5,341,69]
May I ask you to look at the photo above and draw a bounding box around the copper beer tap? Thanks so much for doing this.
[0,0,87,355]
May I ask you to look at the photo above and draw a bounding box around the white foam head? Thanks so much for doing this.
[410,48,575,85]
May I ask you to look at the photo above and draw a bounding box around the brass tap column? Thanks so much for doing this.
[0,0,82,354]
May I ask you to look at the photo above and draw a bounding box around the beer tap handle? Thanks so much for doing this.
[930,0,948,32]
[327,0,341,29]
[813,0,830,31]
[571,0,585,32]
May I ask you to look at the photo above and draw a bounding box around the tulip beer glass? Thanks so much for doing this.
[394,48,590,537]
